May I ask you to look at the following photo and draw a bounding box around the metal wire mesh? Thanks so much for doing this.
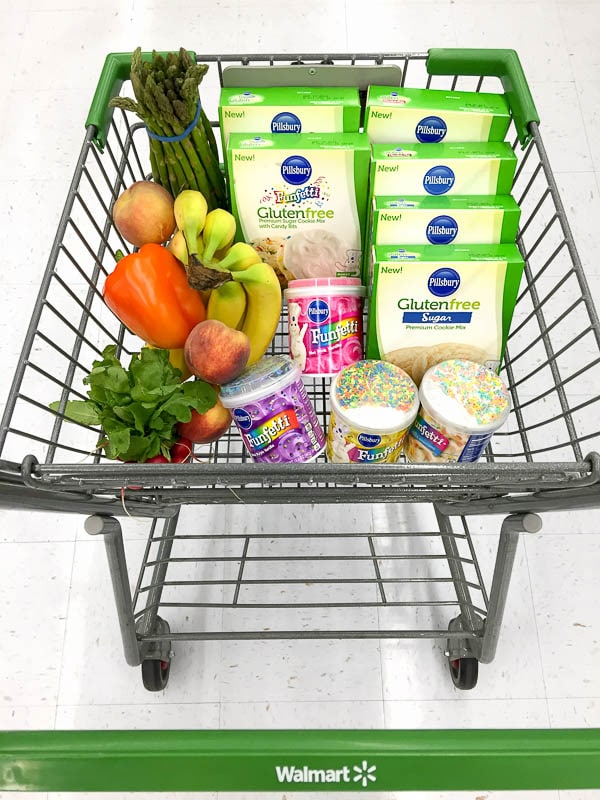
[131,508,488,641]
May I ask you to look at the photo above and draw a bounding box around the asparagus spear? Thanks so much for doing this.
[179,66,226,201]
[145,73,199,194]
[109,47,227,208]
[108,94,171,190]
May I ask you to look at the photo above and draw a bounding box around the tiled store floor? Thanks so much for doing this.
[0,1,599,798]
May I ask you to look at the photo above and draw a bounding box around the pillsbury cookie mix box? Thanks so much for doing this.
[371,196,521,246]
[219,86,361,148]
[366,244,524,384]
[226,132,371,282]
[370,142,517,197]
[365,86,511,144]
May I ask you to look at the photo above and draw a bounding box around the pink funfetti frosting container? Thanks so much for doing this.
[283,277,366,376]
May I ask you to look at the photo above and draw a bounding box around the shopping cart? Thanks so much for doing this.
[1,48,599,793]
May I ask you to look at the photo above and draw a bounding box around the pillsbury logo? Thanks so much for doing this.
[358,433,381,448]
[415,115,447,143]
[307,299,330,324]
[281,155,312,185]
[423,165,455,195]
[271,111,302,134]
[428,268,461,297]
[233,409,253,430]
[426,215,459,244]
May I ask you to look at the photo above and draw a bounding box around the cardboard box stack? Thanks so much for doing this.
[218,86,371,283]
[363,85,525,382]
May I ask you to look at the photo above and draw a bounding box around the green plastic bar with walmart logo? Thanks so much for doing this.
[1,728,599,791]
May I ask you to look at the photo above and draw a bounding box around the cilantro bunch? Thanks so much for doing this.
[51,345,215,462]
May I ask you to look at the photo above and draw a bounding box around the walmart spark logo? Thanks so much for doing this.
[275,761,377,787]
[353,760,377,787]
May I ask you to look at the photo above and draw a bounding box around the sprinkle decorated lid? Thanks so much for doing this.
[219,355,300,407]
[331,359,419,432]
[419,359,510,432]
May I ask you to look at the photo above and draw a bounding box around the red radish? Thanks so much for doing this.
[169,437,193,462]
[145,437,193,463]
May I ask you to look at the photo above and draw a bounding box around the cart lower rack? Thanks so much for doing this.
[0,48,599,792]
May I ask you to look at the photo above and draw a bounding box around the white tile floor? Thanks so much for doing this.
[1,1,600,798]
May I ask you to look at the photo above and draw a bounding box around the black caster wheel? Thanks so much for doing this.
[449,656,478,690]
[141,657,171,691]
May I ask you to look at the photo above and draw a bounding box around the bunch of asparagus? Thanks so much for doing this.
[110,48,227,210]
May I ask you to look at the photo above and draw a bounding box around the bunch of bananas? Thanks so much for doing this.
[167,190,282,366]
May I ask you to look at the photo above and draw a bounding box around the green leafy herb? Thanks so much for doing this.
[50,345,216,462]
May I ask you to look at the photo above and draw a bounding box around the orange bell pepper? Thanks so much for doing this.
[103,243,206,349]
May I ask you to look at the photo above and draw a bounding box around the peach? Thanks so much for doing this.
[113,181,176,248]
[184,319,251,385]
[177,399,232,444]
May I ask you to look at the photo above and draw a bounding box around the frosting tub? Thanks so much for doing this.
[326,359,419,464]
[219,355,325,463]
[284,277,366,375]
[404,359,510,463]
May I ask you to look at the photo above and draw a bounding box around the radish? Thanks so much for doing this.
[145,437,193,463]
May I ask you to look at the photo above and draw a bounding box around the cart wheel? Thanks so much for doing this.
[141,658,170,692]
[449,656,478,690]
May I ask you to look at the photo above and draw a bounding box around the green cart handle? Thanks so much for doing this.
[88,48,539,151]
[426,48,539,147]
[86,50,196,151]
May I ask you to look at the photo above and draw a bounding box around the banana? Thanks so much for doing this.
[216,241,262,272]
[167,229,188,264]
[231,262,282,365]
[201,208,236,262]
[206,281,248,330]
[174,190,208,256]
[167,229,206,265]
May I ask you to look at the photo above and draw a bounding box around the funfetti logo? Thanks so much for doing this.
[281,155,312,185]
[416,115,447,143]
[423,165,455,195]
[271,111,302,134]
[426,215,459,244]
[427,267,461,297]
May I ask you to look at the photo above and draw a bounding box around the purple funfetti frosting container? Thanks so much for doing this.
[219,355,325,464]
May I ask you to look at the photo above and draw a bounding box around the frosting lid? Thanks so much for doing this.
[421,359,510,430]
[220,355,299,402]
[334,359,419,417]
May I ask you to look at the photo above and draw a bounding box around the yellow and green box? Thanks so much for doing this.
[365,85,511,144]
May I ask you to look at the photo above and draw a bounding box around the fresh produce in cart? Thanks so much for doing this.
[99,185,282,456]
[112,180,176,248]
[109,48,227,210]
[50,346,216,462]
[165,190,283,368]
[177,397,232,445]
[185,319,251,385]
[102,243,207,349]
